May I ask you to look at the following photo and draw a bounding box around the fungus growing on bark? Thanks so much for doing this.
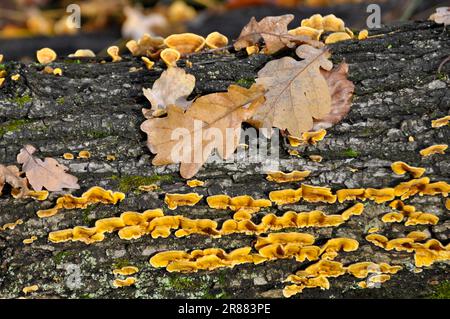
[113,266,139,276]
[22,285,39,294]
[0,78,5,87]
[336,188,365,203]
[301,184,337,203]
[341,203,364,220]
[164,33,206,54]
[164,193,203,210]
[141,57,154,70]
[391,161,426,178]
[446,199,450,210]
[319,238,359,260]
[431,115,450,128]
[53,68,63,76]
[36,48,56,64]
[419,181,450,197]
[1,219,23,231]
[160,48,181,67]
[381,212,404,223]
[205,32,229,49]
[138,184,158,192]
[407,231,429,242]
[107,46,122,62]
[283,276,329,298]
[394,177,430,200]
[255,232,315,250]
[309,155,323,162]
[37,186,125,218]
[346,262,402,279]
[23,235,38,244]
[126,34,165,57]
[246,45,259,55]
[358,29,369,40]
[288,26,323,41]
[68,49,96,58]
[385,238,416,252]
[364,188,395,203]
[113,277,136,288]
[295,210,344,228]
[77,150,91,159]
[207,194,271,212]
[301,14,345,32]
[269,188,302,205]
[118,225,147,240]
[186,179,205,187]
[11,74,20,81]
[325,32,352,44]
[404,212,439,226]
[365,234,388,248]
[368,227,379,234]
[175,218,220,238]
[266,170,311,183]
[419,144,448,157]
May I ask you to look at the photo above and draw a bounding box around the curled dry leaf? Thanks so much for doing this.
[429,7,450,26]
[142,67,195,117]
[234,14,321,54]
[313,63,355,130]
[249,45,333,137]
[17,145,80,192]
[0,164,29,198]
[141,84,265,178]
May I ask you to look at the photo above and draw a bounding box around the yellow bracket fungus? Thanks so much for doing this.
[269,188,302,205]
[365,234,388,248]
[23,235,38,244]
[186,179,205,187]
[53,68,63,76]
[205,32,229,49]
[301,184,337,203]
[288,129,327,146]
[1,219,23,231]
[301,14,345,32]
[36,48,57,64]
[125,34,165,57]
[288,26,323,41]
[420,144,448,157]
[160,48,181,67]
[164,33,206,54]
[266,170,311,183]
[113,266,139,276]
[336,188,365,203]
[165,193,203,210]
[391,161,426,178]
[341,203,364,220]
[319,238,359,260]
[381,212,404,223]
[22,285,39,294]
[138,184,158,192]
[27,190,49,201]
[38,186,125,218]
[207,194,271,212]
[431,115,450,128]
[346,262,402,279]
[358,29,369,40]
[367,227,379,234]
[420,181,450,197]
[364,188,395,204]
[11,74,20,81]
[113,277,136,288]
[325,32,352,44]
[63,153,74,160]
[77,150,91,159]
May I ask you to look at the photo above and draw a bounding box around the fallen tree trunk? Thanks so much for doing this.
[0,21,449,299]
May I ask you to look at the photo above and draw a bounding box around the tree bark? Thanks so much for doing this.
[0,21,449,299]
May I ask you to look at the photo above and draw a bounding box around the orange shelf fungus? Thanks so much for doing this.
[341,203,364,221]
[11,74,20,81]
[295,260,346,278]
[325,32,352,44]
[381,212,404,223]
[255,232,315,251]
[301,14,345,32]
[269,188,302,205]
[266,170,311,183]
[420,181,450,197]
[138,184,158,192]
[368,274,391,284]
[63,153,74,160]
[118,225,147,240]
[289,129,327,146]
[37,186,125,218]
[113,277,136,288]
[431,115,450,128]
[283,276,329,298]
[113,266,139,276]
[48,229,74,244]
[394,177,430,200]
[413,239,450,267]
[407,231,429,242]
[77,150,91,159]
[365,234,388,248]
[391,161,426,178]
[205,32,229,49]
[164,33,205,54]
[404,212,439,226]
[319,238,359,260]
[346,262,402,279]
[419,144,448,157]
[336,188,366,203]
[364,188,395,204]
[36,48,57,64]
[23,235,38,244]
[175,218,220,238]
[301,184,337,204]
[295,210,344,228]
[22,285,39,294]
[27,190,49,201]
[107,46,122,62]
[186,179,205,187]
[207,194,271,212]
[141,57,155,70]
[164,193,203,210]
[1,219,23,231]
[358,29,369,40]
[367,227,379,234]
[385,238,416,252]
[160,48,181,67]
[53,68,63,76]
[288,26,323,41]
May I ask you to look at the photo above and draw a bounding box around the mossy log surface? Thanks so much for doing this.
[0,21,449,299]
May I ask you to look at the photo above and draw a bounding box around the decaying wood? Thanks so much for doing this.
[0,21,449,298]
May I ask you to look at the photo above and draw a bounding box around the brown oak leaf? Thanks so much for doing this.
[140,84,265,178]
[313,63,355,130]
[0,164,29,198]
[142,67,195,118]
[234,14,321,54]
[429,7,450,26]
[249,44,333,137]
[17,145,80,191]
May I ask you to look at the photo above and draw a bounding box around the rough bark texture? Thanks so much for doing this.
[0,21,449,299]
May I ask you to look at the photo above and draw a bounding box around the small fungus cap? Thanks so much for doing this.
[160,48,181,67]
[164,33,206,54]
[205,32,229,49]
[325,32,352,44]
[36,48,57,64]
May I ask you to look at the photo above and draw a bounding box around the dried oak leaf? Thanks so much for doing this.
[17,145,80,191]
[429,7,450,26]
[140,84,265,178]
[142,67,195,118]
[313,63,355,130]
[234,14,320,54]
[249,44,333,137]
[0,164,29,198]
